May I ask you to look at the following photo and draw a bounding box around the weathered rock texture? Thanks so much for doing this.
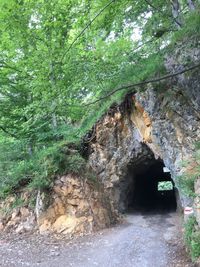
[0,175,114,236]
[0,190,36,234]
[88,38,200,212]
[88,88,200,211]
[38,174,113,236]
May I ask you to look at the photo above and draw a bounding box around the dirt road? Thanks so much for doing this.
[0,212,192,267]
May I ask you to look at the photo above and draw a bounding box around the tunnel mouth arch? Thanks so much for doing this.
[118,144,177,214]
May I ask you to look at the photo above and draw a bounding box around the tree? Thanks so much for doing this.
[0,0,199,195]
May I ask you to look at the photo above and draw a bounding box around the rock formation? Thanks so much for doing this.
[0,174,114,236]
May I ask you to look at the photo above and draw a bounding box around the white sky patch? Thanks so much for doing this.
[29,13,41,29]
[130,27,142,42]
[144,11,153,19]
[106,31,115,42]
[160,39,171,49]
[129,11,152,42]
[125,6,132,13]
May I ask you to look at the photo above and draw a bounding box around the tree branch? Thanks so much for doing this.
[144,0,182,28]
[84,62,200,106]
[0,126,18,138]
[144,0,161,12]
[0,61,23,73]
[60,0,116,63]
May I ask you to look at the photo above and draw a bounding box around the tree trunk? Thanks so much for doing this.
[52,111,58,129]
[187,0,196,10]
[170,0,182,28]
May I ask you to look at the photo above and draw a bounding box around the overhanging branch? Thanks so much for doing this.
[85,62,200,106]
[0,126,18,138]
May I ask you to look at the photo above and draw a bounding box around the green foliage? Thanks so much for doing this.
[184,216,200,261]
[177,145,200,198]
[177,172,196,198]
[158,181,173,191]
[11,197,24,210]
[171,11,200,44]
[1,196,24,216]
[0,0,198,199]
[0,129,100,198]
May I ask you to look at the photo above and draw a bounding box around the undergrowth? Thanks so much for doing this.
[0,139,94,199]
[177,143,200,198]
[178,143,200,262]
[0,10,199,202]
[184,216,200,261]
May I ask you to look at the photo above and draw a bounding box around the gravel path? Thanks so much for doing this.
[0,212,193,267]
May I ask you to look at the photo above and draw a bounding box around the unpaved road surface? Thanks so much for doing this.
[0,212,193,267]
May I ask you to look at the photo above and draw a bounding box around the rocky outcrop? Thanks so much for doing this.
[88,85,200,211]
[38,174,114,236]
[0,190,36,233]
[88,38,200,211]
[0,175,114,236]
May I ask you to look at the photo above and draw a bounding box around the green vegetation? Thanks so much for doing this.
[158,181,173,191]
[1,196,24,215]
[184,216,200,261]
[177,144,200,262]
[0,139,89,197]
[0,0,199,198]
[177,143,200,198]
[171,10,200,44]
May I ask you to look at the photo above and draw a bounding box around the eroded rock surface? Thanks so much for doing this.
[0,191,36,234]
[88,86,200,211]
[88,39,200,211]
[0,175,114,236]
[38,174,114,236]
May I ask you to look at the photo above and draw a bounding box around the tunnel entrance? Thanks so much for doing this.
[130,160,177,212]
[121,154,177,213]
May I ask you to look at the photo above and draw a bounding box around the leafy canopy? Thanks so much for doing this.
[0,0,199,195]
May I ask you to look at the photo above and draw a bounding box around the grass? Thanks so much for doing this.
[177,145,200,198]
[184,216,200,261]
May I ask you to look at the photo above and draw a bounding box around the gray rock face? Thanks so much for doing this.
[165,37,200,111]
[88,42,200,212]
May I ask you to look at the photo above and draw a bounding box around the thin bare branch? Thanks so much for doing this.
[84,63,200,106]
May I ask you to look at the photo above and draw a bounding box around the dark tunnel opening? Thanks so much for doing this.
[124,159,177,214]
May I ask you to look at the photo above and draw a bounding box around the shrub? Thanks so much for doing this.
[0,139,93,196]
[177,145,200,198]
[184,216,200,261]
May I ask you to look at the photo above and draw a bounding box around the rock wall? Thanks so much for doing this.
[38,174,114,236]
[0,175,114,236]
[88,87,200,210]
[0,190,36,233]
[88,39,200,211]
